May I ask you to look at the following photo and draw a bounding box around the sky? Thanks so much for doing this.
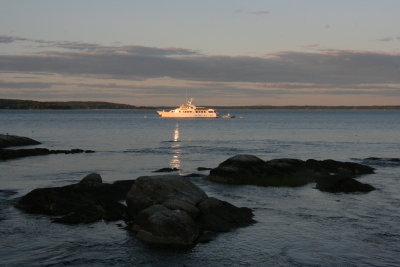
[1,0,400,106]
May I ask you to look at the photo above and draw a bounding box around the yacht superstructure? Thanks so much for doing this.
[156,98,218,118]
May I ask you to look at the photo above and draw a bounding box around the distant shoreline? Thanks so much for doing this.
[1,99,399,110]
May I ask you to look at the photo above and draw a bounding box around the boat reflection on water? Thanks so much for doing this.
[170,123,181,170]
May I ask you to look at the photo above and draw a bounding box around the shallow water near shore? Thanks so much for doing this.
[1,109,400,266]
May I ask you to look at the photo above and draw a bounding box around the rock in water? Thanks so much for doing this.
[134,205,200,247]
[0,134,41,148]
[126,175,208,218]
[315,175,376,193]
[197,197,255,232]
[125,174,255,248]
[16,173,255,247]
[153,167,179,172]
[79,173,102,185]
[207,155,375,190]
[0,148,95,161]
[15,173,135,223]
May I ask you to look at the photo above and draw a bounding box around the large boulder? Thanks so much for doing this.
[126,175,207,218]
[15,173,135,223]
[132,205,200,247]
[125,174,255,247]
[0,134,41,148]
[207,155,375,189]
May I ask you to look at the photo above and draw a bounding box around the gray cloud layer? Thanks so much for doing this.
[1,36,400,98]
[1,49,399,86]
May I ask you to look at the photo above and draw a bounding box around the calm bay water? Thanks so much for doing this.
[1,109,400,266]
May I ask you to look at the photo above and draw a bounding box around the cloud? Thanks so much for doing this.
[0,35,27,43]
[0,35,199,57]
[234,9,270,15]
[378,36,400,42]
[0,80,56,88]
[1,49,400,87]
[378,37,394,42]
[303,44,320,48]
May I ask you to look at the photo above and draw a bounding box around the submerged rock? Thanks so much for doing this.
[363,157,400,167]
[0,148,95,160]
[0,134,41,148]
[125,174,255,248]
[15,173,135,224]
[207,155,375,191]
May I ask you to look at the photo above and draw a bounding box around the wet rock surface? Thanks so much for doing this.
[0,134,41,148]
[207,155,375,192]
[125,175,255,248]
[15,173,135,224]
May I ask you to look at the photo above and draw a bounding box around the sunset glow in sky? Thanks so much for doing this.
[1,0,400,106]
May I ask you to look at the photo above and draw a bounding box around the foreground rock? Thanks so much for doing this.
[15,173,135,223]
[0,134,41,148]
[0,148,95,160]
[126,175,255,248]
[207,155,375,192]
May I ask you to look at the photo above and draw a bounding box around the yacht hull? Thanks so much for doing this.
[157,111,218,118]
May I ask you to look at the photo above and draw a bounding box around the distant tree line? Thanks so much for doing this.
[0,99,137,109]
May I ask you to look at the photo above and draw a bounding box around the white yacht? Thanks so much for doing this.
[156,98,219,118]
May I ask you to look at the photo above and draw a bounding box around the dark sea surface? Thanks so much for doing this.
[0,109,399,266]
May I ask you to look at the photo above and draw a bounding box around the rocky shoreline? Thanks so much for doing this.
[0,134,95,160]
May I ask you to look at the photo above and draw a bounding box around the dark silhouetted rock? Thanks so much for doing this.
[316,175,376,193]
[132,204,200,248]
[125,174,254,248]
[15,173,135,224]
[0,148,96,160]
[79,173,102,185]
[126,175,207,218]
[153,167,179,172]
[0,134,41,148]
[197,197,256,232]
[197,167,213,171]
[207,155,374,188]
[183,173,206,178]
